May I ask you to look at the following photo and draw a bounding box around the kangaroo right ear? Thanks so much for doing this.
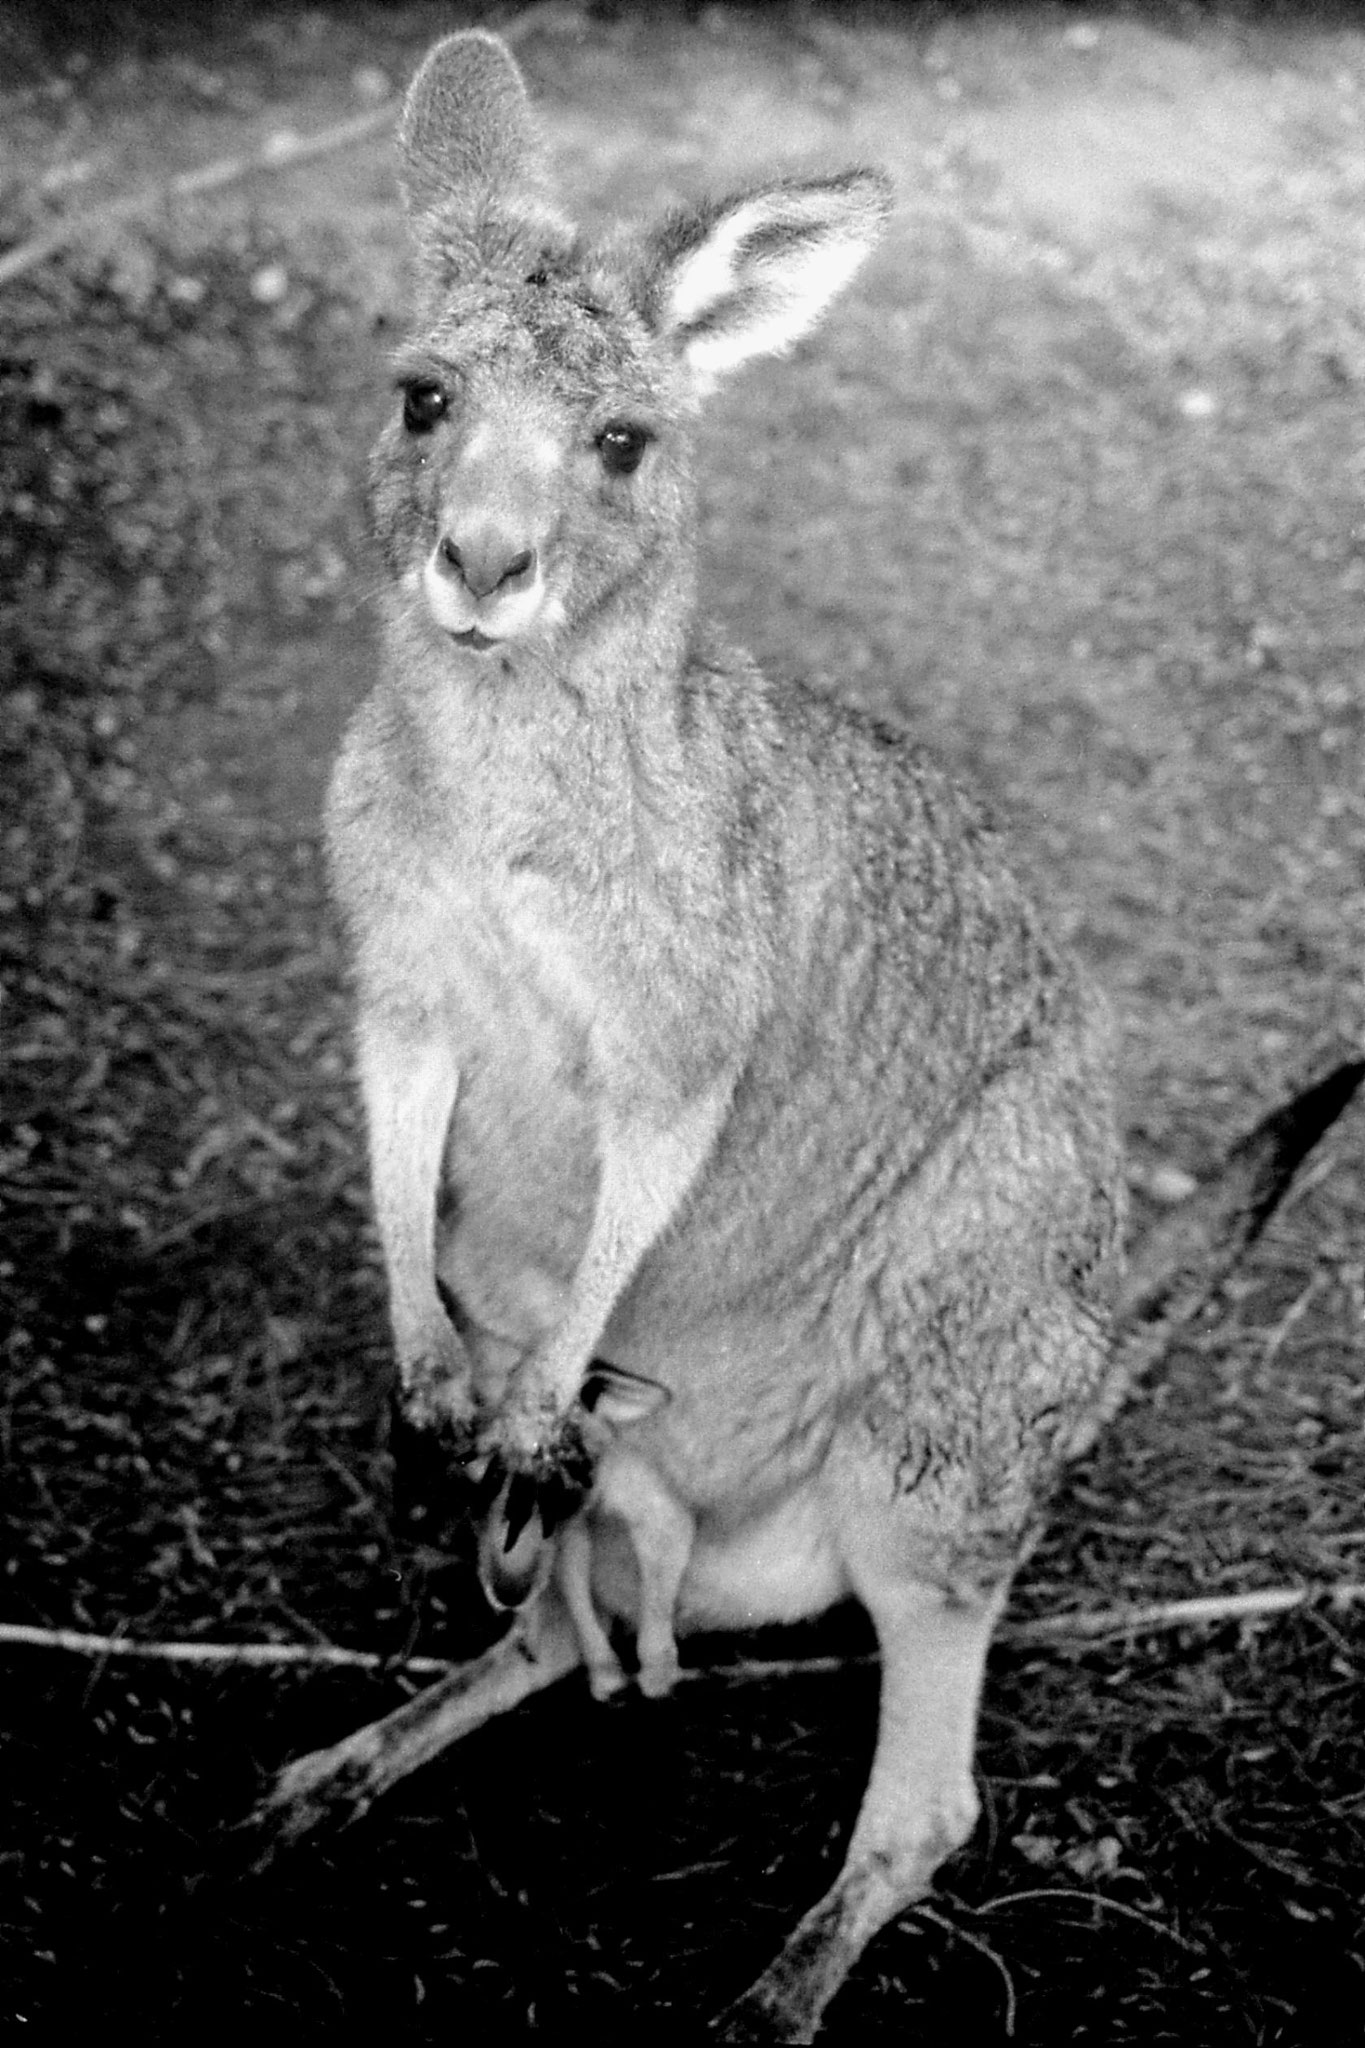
[644,170,893,394]
[398,31,569,277]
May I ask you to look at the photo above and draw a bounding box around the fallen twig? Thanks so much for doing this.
[705,1581,1365,1683]
[0,1621,450,1676]
[0,4,584,289]
[4,1579,1361,1679]
[1007,1581,1365,1644]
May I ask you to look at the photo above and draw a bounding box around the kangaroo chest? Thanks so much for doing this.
[431,866,608,1345]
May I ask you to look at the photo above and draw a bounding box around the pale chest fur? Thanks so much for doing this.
[328,685,760,1354]
[437,875,605,1355]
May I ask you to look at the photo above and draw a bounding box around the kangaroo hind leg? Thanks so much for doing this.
[714,1573,1007,2044]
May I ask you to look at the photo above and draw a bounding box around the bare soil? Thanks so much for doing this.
[3,4,1363,2040]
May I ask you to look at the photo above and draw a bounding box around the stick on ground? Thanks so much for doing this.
[7,1580,1362,1679]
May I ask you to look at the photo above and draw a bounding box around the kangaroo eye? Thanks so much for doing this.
[402,379,448,434]
[596,422,651,477]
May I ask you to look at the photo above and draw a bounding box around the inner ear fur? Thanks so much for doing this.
[641,170,893,389]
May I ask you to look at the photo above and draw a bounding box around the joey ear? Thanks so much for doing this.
[582,1363,672,1431]
[398,30,568,274]
[647,170,893,392]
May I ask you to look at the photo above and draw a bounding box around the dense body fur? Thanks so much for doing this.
[325,30,1128,2039]
[332,604,1123,1606]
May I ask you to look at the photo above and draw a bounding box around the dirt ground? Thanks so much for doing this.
[3,3,1364,2040]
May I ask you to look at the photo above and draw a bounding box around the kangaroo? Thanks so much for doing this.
[316,29,1352,2041]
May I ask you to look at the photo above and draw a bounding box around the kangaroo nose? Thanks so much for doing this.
[437,530,537,601]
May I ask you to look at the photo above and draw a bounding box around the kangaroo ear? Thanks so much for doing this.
[646,170,892,392]
[399,31,535,217]
[582,1363,671,1432]
[398,31,569,276]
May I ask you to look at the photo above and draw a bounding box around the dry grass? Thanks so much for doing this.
[3,4,1364,2040]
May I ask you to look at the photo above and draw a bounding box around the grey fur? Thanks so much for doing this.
[314,31,1361,2041]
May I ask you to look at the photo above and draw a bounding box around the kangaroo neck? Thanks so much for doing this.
[384,564,712,861]
[556,533,698,713]
[401,534,698,736]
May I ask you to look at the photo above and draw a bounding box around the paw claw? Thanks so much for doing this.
[465,1451,502,1511]
[501,1471,539,1551]
[478,1476,547,1610]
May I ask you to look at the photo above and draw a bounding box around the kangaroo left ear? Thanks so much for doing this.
[396,29,574,290]
[582,1362,672,1430]
[644,169,893,393]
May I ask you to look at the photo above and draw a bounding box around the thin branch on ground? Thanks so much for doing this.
[0,5,585,289]
[914,1903,1020,2038]
[4,1580,1362,1679]
[0,1622,450,1676]
[1007,1582,1365,1644]
[973,1886,1209,1954]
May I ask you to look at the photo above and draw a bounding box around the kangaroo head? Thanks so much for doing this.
[371,30,892,666]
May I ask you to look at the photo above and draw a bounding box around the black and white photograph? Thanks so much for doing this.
[3,3,1363,2038]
